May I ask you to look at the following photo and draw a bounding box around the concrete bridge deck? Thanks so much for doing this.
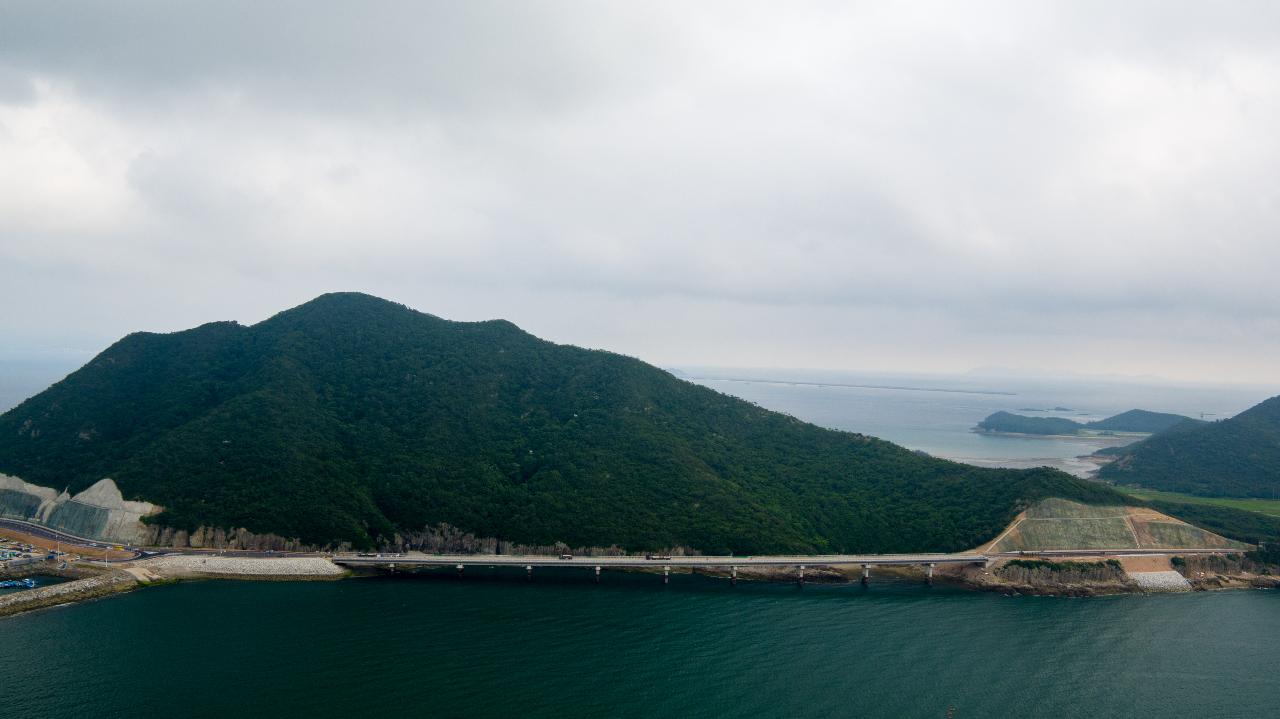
[332,551,989,584]
[331,547,1241,570]
[330,548,1247,586]
[332,552,986,568]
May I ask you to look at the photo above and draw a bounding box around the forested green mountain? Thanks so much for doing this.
[977,409,1197,436]
[1088,409,1199,433]
[1099,396,1280,498]
[0,293,1129,552]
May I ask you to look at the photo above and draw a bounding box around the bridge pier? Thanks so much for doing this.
[595,565,601,584]
[526,565,533,581]
[926,563,935,585]
[861,565,870,586]
[798,565,805,586]
[731,566,738,586]
[663,565,670,585]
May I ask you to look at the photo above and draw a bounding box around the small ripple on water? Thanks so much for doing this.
[2,576,1278,718]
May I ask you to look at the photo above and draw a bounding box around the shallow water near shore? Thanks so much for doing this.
[0,574,67,596]
[2,572,1276,718]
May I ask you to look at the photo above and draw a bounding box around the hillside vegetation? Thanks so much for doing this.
[1099,396,1280,498]
[1089,409,1201,433]
[976,411,1083,436]
[0,293,1130,552]
[1114,487,1280,518]
[977,409,1197,436]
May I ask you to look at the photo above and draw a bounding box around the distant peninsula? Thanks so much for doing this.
[975,409,1199,437]
[1098,395,1280,498]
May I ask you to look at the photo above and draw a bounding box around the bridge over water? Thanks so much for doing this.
[332,547,1242,585]
[332,552,989,584]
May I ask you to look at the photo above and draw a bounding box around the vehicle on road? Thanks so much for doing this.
[559,554,573,560]
[645,554,672,560]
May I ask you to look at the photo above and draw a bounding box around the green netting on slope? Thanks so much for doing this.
[0,488,43,521]
[1140,521,1246,550]
[994,518,1138,551]
[45,501,109,539]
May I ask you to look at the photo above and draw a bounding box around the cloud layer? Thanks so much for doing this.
[2,1,1279,383]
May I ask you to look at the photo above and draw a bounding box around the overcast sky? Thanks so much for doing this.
[2,1,1279,385]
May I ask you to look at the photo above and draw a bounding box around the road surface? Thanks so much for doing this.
[332,552,987,568]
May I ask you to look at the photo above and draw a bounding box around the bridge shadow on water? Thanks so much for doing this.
[355,564,962,602]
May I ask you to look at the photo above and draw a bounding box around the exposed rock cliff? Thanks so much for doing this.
[0,474,159,544]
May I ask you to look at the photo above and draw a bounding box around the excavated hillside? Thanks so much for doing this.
[984,498,1247,553]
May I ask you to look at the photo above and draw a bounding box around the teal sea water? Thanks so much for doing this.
[0,574,66,597]
[2,573,1277,718]
[682,368,1273,476]
[4,367,1278,717]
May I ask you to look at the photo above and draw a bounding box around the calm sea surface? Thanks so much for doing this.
[5,368,1279,717]
[682,368,1274,476]
[2,573,1277,718]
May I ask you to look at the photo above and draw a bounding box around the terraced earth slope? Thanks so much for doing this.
[987,498,1247,553]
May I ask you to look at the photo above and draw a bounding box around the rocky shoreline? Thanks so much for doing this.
[1173,553,1280,592]
[944,559,1138,597]
[134,555,348,581]
[3,552,1276,620]
[0,565,138,618]
[0,555,348,619]
[939,555,1279,597]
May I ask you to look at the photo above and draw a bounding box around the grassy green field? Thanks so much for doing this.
[1115,487,1280,518]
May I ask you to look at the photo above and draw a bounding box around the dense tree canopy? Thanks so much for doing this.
[976,412,1084,436]
[1100,396,1280,498]
[977,409,1197,436]
[0,293,1130,551]
[1088,410,1200,434]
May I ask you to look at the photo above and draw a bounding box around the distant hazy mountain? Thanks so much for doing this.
[1099,396,1280,498]
[0,293,1128,551]
[976,409,1198,436]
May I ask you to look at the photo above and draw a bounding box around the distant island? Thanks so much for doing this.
[1098,395,1280,498]
[975,409,1200,437]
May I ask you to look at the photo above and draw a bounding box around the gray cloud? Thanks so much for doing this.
[1,1,1279,384]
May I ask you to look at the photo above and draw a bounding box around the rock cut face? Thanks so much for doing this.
[0,474,159,543]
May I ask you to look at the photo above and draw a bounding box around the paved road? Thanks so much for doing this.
[0,518,323,561]
[0,517,144,560]
[0,517,108,547]
[3,517,1251,571]
[332,552,988,568]
[334,546,1249,570]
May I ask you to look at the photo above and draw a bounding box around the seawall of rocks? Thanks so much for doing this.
[0,569,138,618]
[137,555,345,580]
